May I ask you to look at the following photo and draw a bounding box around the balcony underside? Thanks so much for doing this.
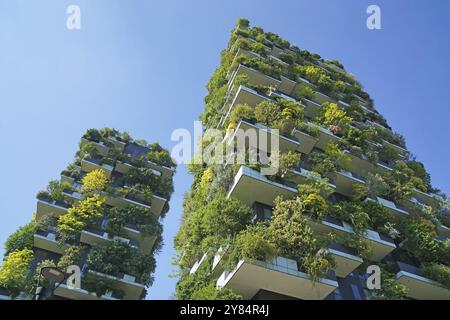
[86,270,145,300]
[396,271,450,300]
[217,259,338,300]
[227,166,297,207]
[54,284,118,300]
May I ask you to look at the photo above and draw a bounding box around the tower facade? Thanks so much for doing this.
[175,19,450,300]
[0,128,175,300]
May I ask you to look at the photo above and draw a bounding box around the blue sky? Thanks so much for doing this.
[0,0,449,299]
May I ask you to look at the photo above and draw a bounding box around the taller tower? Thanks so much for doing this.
[0,128,176,300]
[175,19,450,300]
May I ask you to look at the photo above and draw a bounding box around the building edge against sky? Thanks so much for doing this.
[174,18,450,300]
[0,128,176,300]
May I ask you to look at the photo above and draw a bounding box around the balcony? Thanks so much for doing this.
[62,189,84,204]
[105,191,166,217]
[315,125,342,150]
[122,224,156,254]
[411,188,442,208]
[325,243,363,278]
[233,64,281,89]
[278,75,297,96]
[314,91,334,105]
[229,119,301,153]
[80,228,138,249]
[190,252,209,275]
[367,197,409,217]
[223,85,269,125]
[334,170,365,197]
[86,270,145,300]
[54,282,119,300]
[291,128,318,154]
[306,216,396,261]
[81,157,114,178]
[36,199,69,219]
[80,138,110,157]
[302,98,321,118]
[227,166,297,207]
[437,224,450,238]
[106,136,127,152]
[33,229,65,254]
[382,139,408,156]
[216,256,338,300]
[342,149,375,177]
[395,262,450,300]
[286,167,336,190]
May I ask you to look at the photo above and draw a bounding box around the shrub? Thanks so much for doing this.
[423,264,450,289]
[228,103,255,129]
[0,249,34,296]
[4,222,39,255]
[58,194,106,241]
[227,224,276,268]
[236,18,250,28]
[81,169,108,195]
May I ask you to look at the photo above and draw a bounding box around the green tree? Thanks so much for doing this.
[0,249,34,296]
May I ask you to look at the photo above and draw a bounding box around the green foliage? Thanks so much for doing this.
[329,202,370,234]
[227,224,276,268]
[236,18,249,28]
[228,103,254,129]
[81,169,108,195]
[317,102,353,133]
[4,221,39,255]
[423,264,450,289]
[58,194,105,242]
[403,218,439,264]
[88,240,156,286]
[57,245,82,271]
[372,273,408,300]
[0,249,34,296]
[175,192,253,269]
[107,205,161,238]
[147,142,176,168]
[191,284,242,300]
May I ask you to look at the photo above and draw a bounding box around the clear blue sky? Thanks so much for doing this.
[0,0,449,299]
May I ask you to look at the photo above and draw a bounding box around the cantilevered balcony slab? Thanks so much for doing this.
[382,140,408,157]
[395,262,450,300]
[315,126,342,151]
[367,197,409,217]
[122,225,156,254]
[302,98,321,118]
[106,137,127,152]
[33,230,65,254]
[411,189,442,208]
[286,167,336,190]
[234,64,281,88]
[230,119,300,153]
[86,270,145,300]
[291,128,318,154]
[306,216,396,261]
[104,192,166,217]
[54,283,119,300]
[314,91,334,105]
[36,199,69,219]
[81,157,113,178]
[227,166,297,207]
[333,170,365,197]
[325,243,363,278]
[437,224,450,238]
[80,138,110,157]
[80,229,137,249]
[278,76,297,96]
[216,257,338,300]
